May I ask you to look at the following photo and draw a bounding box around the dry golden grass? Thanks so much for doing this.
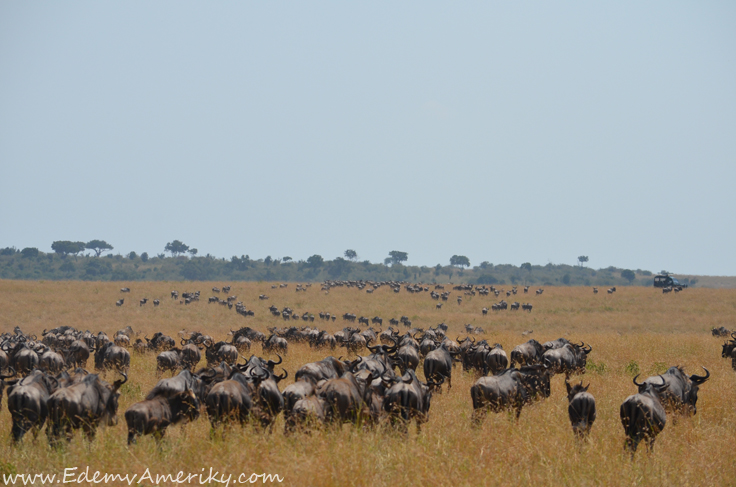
[1,280,735,487]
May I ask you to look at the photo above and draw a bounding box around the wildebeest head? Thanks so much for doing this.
[565,377,590,402]
[104,372,128,426]
[633,374,668,396]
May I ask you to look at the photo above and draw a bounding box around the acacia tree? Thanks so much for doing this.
[165,240,189,257]
[85,240,113,257]
[387,251,408,266]
[521,262,532,272]
[450,255,470,268]
[52,240,86,258]
[344,249,358,261]
[578,255,589,267]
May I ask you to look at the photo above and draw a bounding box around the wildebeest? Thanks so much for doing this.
[116,299,124,306]
[205,370,259,431]
[156,349,182,375]
[262,335,288,355]
[9,342,40,374]
[94,342,131,373]
[542,342,591,375]
[382,369,438,433]
[318,371,373,424]
[711,326,730,337]
[423,344,456,391]
[295,357,346,384]
[39,350,65,374]
[470,365,551,423]
[643,366,709,416]
[46,372,127,444]
[510,339,544,367]
[204,340,239,366]
[6,370,59,441]
[125,388,200,444]
[284,395,328,434]
[565,377,596,439]
[620,374,668,453]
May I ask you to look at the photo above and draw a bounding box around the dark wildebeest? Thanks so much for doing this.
[396,344,420,373]
[179,341,202,370]
[46,373,127,444]
[284,395,328,434]
[382,369,438,433]
[125,388,200,444]
[711,326,730,337]
[204,341,239,366]
[205,369,261,431]
[283,380,316,415]
[64,340,92,369]
[39,350,65,374]
[295,357,346,384]
[10,343,40,375]
[510,339,544,367]
[146,369,211,403]
[643,366,709,416]
[565,377,596,439]
[318,371,373,425]
[262,335,288,355]
[470,365,551,423]
[6,370,59,441]
[156,349,181,375]
[94,342,131,373]
[620,374,668,453]
[423,344,456,391]
[542,343,591,375]
[721,333,736,358]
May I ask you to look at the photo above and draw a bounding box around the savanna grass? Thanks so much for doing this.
[0,280,735,486]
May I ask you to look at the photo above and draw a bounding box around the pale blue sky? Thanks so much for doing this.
[1,2,734,275]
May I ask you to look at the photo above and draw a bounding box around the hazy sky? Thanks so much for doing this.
[1,2,734,275]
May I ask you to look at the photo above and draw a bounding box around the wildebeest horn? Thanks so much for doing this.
[348,356,363,370]
[275,369,288,382]
[42,329,48,336]
[181,338,188,346]
[0,367,17,380]
[113,372,128,391]
[690,366,710,384]
[583,344,592,354]
[632,374,643,387]
[367,345,381,353]
[198,368,217,379]
[267,354,283,369]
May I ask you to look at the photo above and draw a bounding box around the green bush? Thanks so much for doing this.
[624,360,640,376]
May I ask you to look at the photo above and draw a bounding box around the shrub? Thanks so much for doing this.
[624,360,640,376]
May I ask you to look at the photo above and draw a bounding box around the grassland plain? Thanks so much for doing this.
[0,280,735,487]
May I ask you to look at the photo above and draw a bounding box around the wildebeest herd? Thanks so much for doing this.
[0,279,724,458]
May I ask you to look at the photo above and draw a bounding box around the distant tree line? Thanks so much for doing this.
[0,240,685,287]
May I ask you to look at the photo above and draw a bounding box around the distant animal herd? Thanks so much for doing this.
[0,279,726,455]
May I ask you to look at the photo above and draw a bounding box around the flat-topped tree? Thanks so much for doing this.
[85,240,113,257]
[388,250,408,265]
[165,240,189,257]
[52,240,86,257]
[450,255,470,268]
